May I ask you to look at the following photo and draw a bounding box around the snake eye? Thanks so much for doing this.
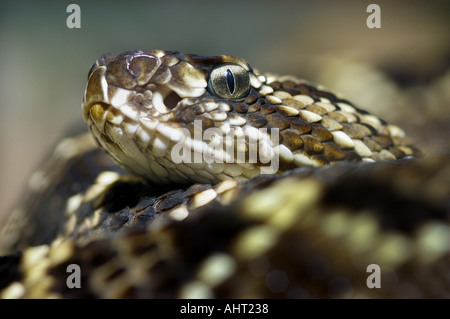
[208,63,250,99]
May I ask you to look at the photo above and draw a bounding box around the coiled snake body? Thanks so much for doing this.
[0,50,448,298]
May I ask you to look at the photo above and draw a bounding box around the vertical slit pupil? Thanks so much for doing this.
[226,69,235,95]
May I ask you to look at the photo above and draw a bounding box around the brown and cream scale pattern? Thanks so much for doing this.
[82,50,418,186]
[1,154,448,298]
[1,50,446,299]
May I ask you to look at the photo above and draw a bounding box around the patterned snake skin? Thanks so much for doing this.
[0,50,448,298]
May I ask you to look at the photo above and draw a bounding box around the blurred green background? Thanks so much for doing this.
[0,0,449,222]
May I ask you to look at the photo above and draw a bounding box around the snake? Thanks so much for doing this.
[0,50,448,299]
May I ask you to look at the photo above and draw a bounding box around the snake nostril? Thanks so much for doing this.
[164,91,182,109]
